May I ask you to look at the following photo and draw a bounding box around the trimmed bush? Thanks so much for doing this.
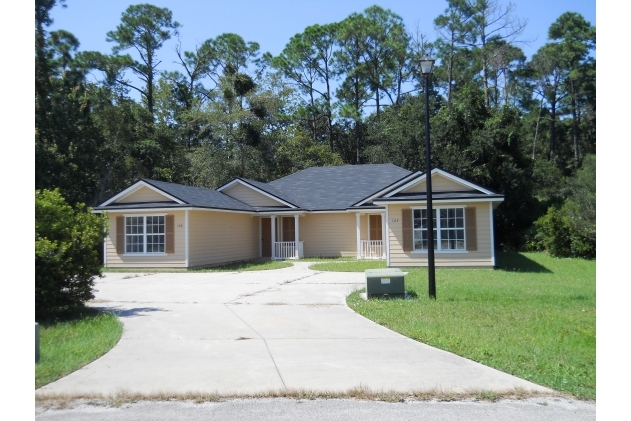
[35,189,108,319]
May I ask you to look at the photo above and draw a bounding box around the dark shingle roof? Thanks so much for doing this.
[142,179,254,211]
[237,178,299,207]
[268,164,412,211]
[95,179,255,212]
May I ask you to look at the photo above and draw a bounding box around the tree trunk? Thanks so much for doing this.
[549,100,557,160]
[147,52,154,116]
[375,87,380,120]
[533,97,544,160]
[355,76,360,164]
[325,60,334,152]
[570,79,580,166]
[310,89,317,141]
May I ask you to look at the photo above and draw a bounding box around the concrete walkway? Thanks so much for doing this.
[36,263,551,396]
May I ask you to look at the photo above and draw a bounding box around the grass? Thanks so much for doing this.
[36,308,124,389]
[320,252,595,400]
[103,259,292,273]
[297,256,358,262]
[310,259,386,271]
[36,386,561,409]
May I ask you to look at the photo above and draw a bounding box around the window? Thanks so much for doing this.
[413,208,465,251]
[125,216,165,254]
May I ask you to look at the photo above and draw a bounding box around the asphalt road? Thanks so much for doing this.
[35,398,596,421]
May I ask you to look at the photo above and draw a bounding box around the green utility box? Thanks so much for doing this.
[365,268,406,297]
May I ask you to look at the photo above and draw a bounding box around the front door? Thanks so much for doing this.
[262,218,272,257]
[282,217,295,242]
[369,215,382,241]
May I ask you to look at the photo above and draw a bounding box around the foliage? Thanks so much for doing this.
[106,3,180,114]
[36,308,123,388]
[529,206,594,259]
[273,127,344,178]
[566,154,596,243]
[35,1,596,254]
[341,252,595,399]
[35,189,109,319]
[528,154,595,258]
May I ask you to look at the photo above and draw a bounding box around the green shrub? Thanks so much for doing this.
[532,204,595,259]
[35,189,109,319]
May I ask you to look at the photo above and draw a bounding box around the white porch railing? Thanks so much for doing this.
[273,241,304,260]
[360,240,384,259]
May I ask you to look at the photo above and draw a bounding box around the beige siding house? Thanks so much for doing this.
[95,165,503,269]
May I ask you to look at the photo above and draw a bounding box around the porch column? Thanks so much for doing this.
[271,215,276,259]
[294,214,300,258]
[381,212,387,258]
[258,217,262,258]
[356,213,361,259]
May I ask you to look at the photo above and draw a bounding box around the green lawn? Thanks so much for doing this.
[314,252,595,400]
[103,259,292,273]
[36,309,123,388]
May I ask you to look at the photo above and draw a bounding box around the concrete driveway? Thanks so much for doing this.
[36,263,551,396]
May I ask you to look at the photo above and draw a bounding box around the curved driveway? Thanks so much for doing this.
[36,263,551,396]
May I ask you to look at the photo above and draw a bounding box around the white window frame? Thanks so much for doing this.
[411,206,468,254]
[124,214,167,255]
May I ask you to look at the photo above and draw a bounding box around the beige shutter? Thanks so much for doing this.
[166,215,175,254]
[402,209,413,252]
[465,207,477,251]
[116,216,125,254]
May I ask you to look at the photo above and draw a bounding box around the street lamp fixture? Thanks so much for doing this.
[420,56,436,299]
[419,56,435,76]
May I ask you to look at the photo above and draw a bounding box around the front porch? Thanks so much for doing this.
[261,214,305,260]
[260,211,386,261]
[356,212,386,260]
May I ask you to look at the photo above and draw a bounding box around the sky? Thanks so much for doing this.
[48,0,596,73]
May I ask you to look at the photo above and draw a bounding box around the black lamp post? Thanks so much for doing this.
[420,56,436,299]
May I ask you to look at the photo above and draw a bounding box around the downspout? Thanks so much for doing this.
[385,206,390,267]
[381,212,387,259]
[356,213,361,259]
[489,202,496,267]
[185,210,189,268]
[271,216,276,260]
[103,225,107,268]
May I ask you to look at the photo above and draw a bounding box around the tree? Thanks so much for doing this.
[529,43,567,161]
[35,0,107,206]
[466,0,527,108]
[273,24,339,150]
[273,31,327,142]
[360,6,409,117]
[565,154,595,246]
[433,0,476,103]
[273,126,344,178]
[335,12,372,164]
[362,94,425,171]
[548,12,596,166]
[106,4,180,116]
[35,189,109,319]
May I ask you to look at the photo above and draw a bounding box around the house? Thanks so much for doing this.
[94,164,504,269]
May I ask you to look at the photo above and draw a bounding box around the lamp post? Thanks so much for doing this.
[420,56,436,299]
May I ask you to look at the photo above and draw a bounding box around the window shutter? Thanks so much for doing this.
[116,216,125,254]
[465,207,477,251]
[166,215,175,254]
[402,209,413,252]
